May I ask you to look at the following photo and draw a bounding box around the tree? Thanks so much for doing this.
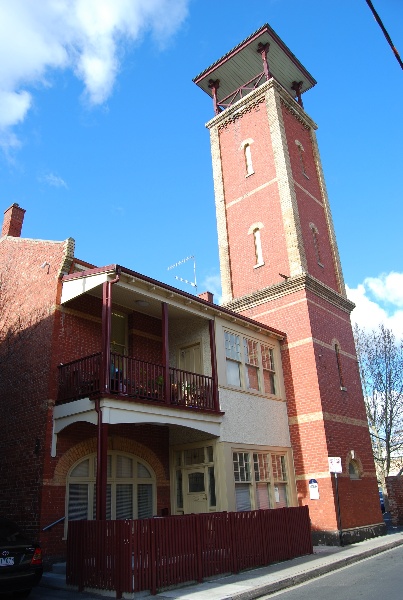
[354,324,403,492]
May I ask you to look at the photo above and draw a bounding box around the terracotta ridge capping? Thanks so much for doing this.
[224,273,355,314]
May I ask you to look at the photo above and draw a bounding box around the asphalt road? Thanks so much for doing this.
[259,544,403,600]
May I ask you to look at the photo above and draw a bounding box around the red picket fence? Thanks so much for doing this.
[67,508,312,598]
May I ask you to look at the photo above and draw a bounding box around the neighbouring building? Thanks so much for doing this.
[0,24,384,563]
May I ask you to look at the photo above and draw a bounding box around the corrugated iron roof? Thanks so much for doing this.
[193,24,316,104]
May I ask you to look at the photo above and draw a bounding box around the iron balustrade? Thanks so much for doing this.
[58,352,102,402]
[169,366,214,410]
[66,507,313,597]
[58,353,216,411]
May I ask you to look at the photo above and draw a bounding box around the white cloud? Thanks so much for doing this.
[347,272,403,339]
[0,0,190,147]
[39,173,68,189]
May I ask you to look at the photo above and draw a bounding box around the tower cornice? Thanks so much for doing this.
[223,273,355,315]
[205,79,317,132]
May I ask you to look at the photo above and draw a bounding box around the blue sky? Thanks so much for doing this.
[1,0,402,335]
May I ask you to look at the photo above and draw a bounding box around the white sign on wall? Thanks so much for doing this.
[309,478,320,500]
[328,457,342,473]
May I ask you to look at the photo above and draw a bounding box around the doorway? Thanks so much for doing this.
[179,343,202,374]
[183,469,208,514]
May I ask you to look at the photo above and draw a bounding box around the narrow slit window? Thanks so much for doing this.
[335,344,347,391]
[310,224,323,267]
[295,140,309,179]
[244,143,254,176]
[253,228,264,267]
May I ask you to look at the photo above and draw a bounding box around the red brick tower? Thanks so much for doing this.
[194,25,384,543]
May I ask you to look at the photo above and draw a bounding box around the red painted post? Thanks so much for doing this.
[95,401,108,521]
[257,42,271,80]
[161,302,170,404]
[150,518,157,595]
[208,79,220,115]
[291,80,304,108]
[209,320,219,412]
[195,515,203,583]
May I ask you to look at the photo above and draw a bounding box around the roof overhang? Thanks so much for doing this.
[60,264,286,339]
[193,24,316,104]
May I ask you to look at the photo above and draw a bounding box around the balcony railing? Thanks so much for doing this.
[58,352,217,411]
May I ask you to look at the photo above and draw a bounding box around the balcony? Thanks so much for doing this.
[58,352,218,412]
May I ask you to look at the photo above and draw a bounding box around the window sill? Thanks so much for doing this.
[317,262,324,268]
[303,172,310,180]
[253,262,265,269]
[340,386,347,392]
[245,171,255,178]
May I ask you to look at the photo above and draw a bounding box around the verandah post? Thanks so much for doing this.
[162,302,170,404]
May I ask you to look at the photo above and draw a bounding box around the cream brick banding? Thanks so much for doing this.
[226,179,278,208]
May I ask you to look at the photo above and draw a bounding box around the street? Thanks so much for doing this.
[259,544,403,600]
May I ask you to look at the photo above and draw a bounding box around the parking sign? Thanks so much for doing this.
[328,457,342,473]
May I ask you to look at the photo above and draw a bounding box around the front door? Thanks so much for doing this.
[184,469,208,514]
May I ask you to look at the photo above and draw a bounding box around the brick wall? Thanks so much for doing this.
[280,105,339,291]
[386,476,403,525]
[0,234,73,537]
[213,83,383,540]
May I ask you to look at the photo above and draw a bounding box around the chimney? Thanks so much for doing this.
[2,203,26,238]
[198,291,214,304]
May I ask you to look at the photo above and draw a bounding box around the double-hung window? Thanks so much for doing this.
[233,450,289,511]
[224,331,277,395]
[233,452,252,511]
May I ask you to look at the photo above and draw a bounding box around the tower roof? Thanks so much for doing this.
[193,24,316,108]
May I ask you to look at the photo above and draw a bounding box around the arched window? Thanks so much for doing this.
[66,452,156,524]
[335,343,347,391]
[244,144,254,176]
[295,140,309,179]
[253,228,264,266]
[248,222,264,268]
[309,223,323,267]
[240,138,254,177]
[349,460,360,480]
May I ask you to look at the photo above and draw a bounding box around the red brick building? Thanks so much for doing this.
[194,24,383,544]
[0,24,384,564]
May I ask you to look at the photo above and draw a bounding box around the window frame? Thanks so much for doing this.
[233,448,290,511]
[65,451,156,535]
[295,139,309,179]
[224,329,277,396]
[309,223,324,268]
[334,342,347,391]
[240,138,255,177]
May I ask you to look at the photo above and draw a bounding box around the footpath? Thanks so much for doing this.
[41,516,403,599]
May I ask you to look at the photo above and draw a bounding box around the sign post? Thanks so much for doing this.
[328,457,343,546]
